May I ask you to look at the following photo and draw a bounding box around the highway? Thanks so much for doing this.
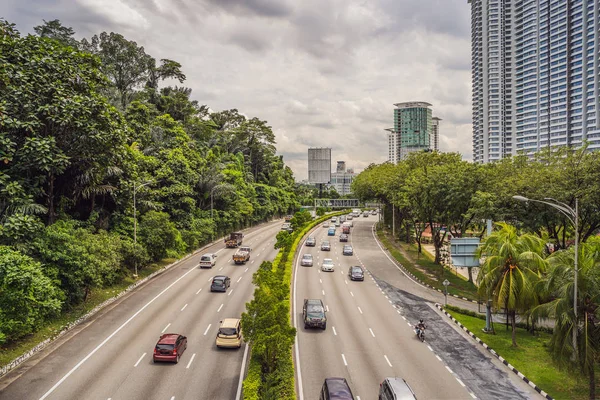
[0,221,282,400]
[293,214,539,400]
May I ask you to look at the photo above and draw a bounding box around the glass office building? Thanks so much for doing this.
[469,0,600,163]
[387,102,437,163]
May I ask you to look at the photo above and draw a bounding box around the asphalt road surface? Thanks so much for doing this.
[293,215,539,400]
[0,221,283,400]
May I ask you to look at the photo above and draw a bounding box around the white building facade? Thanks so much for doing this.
[469,0,600,163]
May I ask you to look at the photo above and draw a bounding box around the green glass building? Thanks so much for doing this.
[388,102,433,162]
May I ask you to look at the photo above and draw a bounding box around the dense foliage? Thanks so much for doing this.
[0,19,299,344]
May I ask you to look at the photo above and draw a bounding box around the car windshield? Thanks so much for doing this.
[201,256,211,261]
[307,305,323,316]
[219,327,237,336]
[213,279,224,285]
[352,267,362,273]
[303,255,312,259]
[323,260,333,265]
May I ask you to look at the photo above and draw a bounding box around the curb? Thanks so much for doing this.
[0,220,278,379]
[375,229,481,305]
[435,303,553,400]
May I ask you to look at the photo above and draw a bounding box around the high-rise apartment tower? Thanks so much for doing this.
[469,0,600,163]
[387,102,440,163]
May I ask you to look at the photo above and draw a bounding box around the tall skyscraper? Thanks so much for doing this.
[386,102,440,163]
[432,117,442,152]
[469,0,600,163]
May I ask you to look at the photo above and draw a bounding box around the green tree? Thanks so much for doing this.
[0,246,63,343]
[33,19,78,48]
[138,211,185,261]
[476,223,547,346]
[534,238,600,399]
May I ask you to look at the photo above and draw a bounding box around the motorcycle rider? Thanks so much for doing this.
[416,319,427,338]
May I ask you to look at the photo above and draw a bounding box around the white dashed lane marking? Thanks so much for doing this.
[186,353,196,369]
[332,326,337,336]
[134,353,146,367]
[217,304,223,312]
[384,355,392,367]
[237,276,242,283]
[180,304,188,311]
[341,354,348,366]
[161,323,171,333]
[204,324,211,335]
[196,288,202,295]
[357,306,363,314]
[369,328,375,337]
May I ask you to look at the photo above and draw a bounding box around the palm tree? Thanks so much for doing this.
[476,222,547,346]
[533,238,600,400]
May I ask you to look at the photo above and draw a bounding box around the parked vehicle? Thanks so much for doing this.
[199,253,217,268]
[225,232,244,248]
[210,275,231,292]
[153,333,187,363]
[216,318,242,348]
[348,265,364,281]
[303,299,327,329]
[320,377,354,400]
[233,246,251,264]
[379,377,416,399]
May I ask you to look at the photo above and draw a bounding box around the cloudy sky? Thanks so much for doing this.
[2,0,473,181]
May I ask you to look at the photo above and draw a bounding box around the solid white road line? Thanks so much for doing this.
[293,240,306,400]
[341,354,348,366]
[456,378,466,387]
[384,355,393,367]
[204,324,212,335]
[237,276,242,283]
[162,323,171,333]
[357,306,363,314]
[134,353,146,367]
[39,264,200,400]
[332,326,337,336]
[181,304,188,311]
[470,393,477,399]
[217,304,223,312]
[186,353,196,369]
[436,355,442,361]
[369,328,375,337]
[446,366,454,374]
[235,344,250,400]
[427,345,433,352]
[196,288,202,294]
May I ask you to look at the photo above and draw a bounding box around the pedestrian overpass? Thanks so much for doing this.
[314,199,360,208]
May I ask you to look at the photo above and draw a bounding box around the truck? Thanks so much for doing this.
[284,215,293,222]
[225,232,244,248]
[233,246,252,264]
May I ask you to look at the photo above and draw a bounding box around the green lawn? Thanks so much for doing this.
[447,310,588,400]
[0,260,172,367]
[377,229,479,301]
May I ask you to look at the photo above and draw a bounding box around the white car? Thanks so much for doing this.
[321,258,335,272]
[301,254,314,267]
[199,253,217,268]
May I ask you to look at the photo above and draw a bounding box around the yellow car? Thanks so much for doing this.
[216,318,242,348]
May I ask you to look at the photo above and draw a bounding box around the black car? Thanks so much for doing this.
[348,266,364,281]
[339,234,349,242]
[320,377,355,400]
[305,236,316,247]
[303,299,327,329]
[211,275,231,292]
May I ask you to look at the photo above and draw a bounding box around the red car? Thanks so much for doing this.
[153,333,187,363]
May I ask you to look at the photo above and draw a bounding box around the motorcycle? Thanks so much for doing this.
[416,327,425,342]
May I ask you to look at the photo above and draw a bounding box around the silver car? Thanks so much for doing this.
[301,254,313,267]
[321,241,331,251]
[321,258,334,272]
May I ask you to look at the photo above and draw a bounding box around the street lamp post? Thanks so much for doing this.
[133,181,152,277]
[513,195,579,359]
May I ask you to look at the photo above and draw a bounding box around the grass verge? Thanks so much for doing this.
[377,228,479,301]
[446,308,587,400]
[0,260,171,367]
